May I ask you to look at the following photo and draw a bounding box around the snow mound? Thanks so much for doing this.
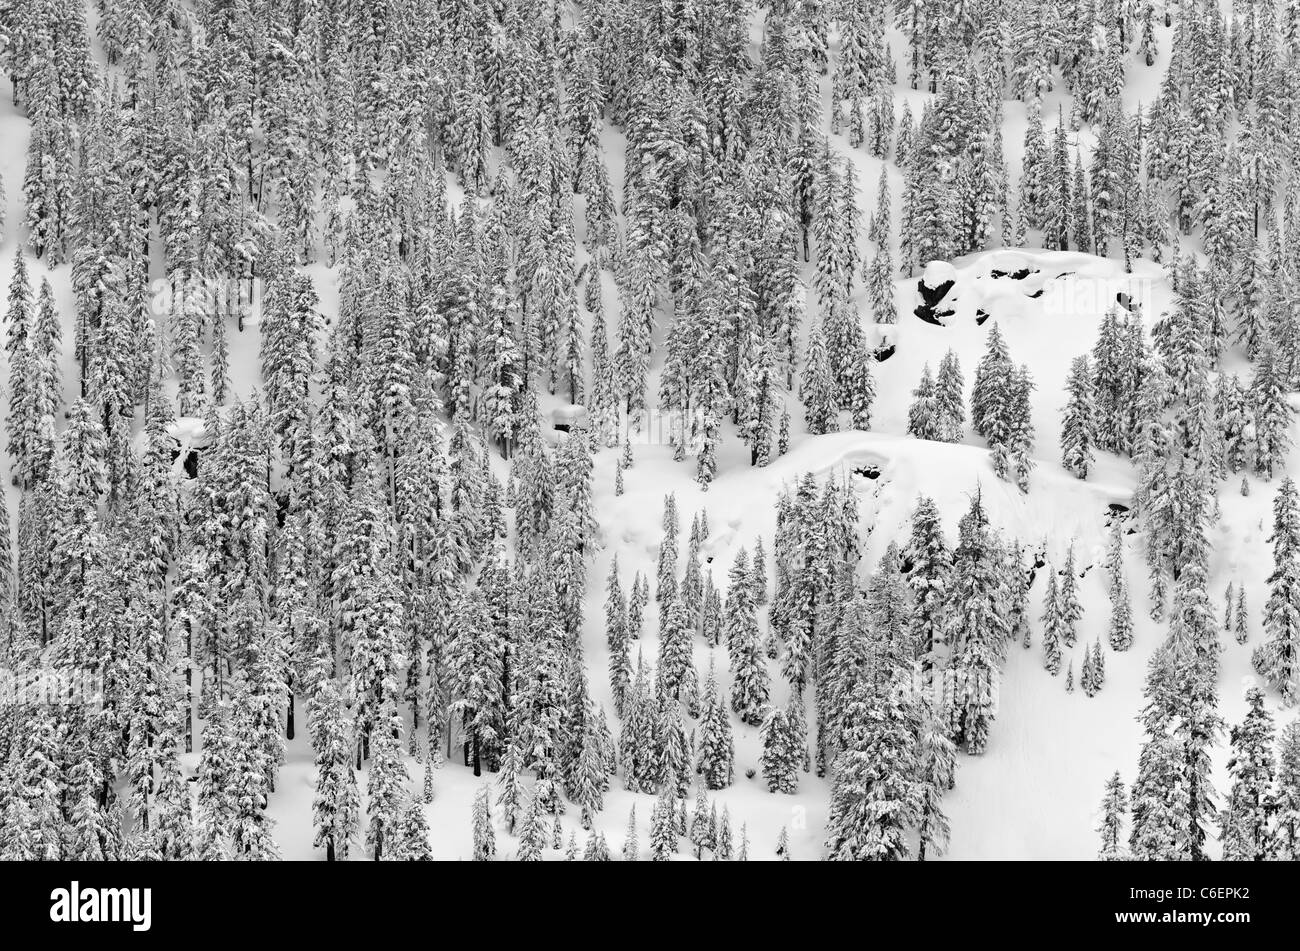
[911,249,1162,333]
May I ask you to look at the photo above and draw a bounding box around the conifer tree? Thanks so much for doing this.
[1097,771,1130,860]
[472,785,495,861]
[726,571,770,726]
[365,709,410,862]
[940,490,1010,755]
[1273,722,1300,859]
[583,830,611,861]
[496,742,526,835]
[516,789,548,862]
[1254,478,1300,703]
[649,787,677,861]
[1219,687,1275,861]
[751,536,769,605]
[907,495,950,678]
[934,350,965,442]
[1061,354,1097,478]
[1058,545,1084,648]
[310,678,359,861]
[915,696,955,861]
[801,320,839,435]
[1108,560,1135,653]
[907,363,941,441]
[1253,341,1293,479]
[972,322,1013,441]
[696,662,735,790]
[622,805,639,862]
[1081,643,1098,697]
[1041,567,1064,675]
[1235,587,1248,645]
[760,707,799,794]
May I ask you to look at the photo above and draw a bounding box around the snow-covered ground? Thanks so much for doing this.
[1,5,1296,861]
[264,247,1294,859]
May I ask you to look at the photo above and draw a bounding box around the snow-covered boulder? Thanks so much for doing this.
[551,404,589,433]
[915,260,958,325]
[166,417,212,478]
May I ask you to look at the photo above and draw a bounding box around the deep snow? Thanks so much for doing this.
[0,7,1296,861]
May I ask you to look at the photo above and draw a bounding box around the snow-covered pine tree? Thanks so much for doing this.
[1219,686,1275,861]
[906,495,950,678]
[365,708,410,862]
[1040,568,1064,675]
[1081,643,1098,697]
[1252,339,1293,480]
[1058,544,1084,647]
[934,349,965,442]
[515,789,548,862]
[583,830,611,861]
[726,566,770,726]
[825,671,921,861]
[971,322,1013,441]
[622,805,639,862]
[1097,771,1130,860]
[1235,587,1248,645]
[941,492,1009,754]
[914,693,956,861]
[1274,722,1300,859]
[760,707,799,794]
[471,784,495,861]
[1061,354,1096,478]
[1253,478,1300,703]
[907,364,941,441]
[801,319,839,434]
[310,677,359,861]
[696,661,735,790]
[751,535,769,605]
[649,786,678,861]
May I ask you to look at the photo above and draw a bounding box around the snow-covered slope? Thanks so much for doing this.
[1,4,1297,863]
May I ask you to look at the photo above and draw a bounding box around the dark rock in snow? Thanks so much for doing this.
[990,267,1033,281]
[914,275,955,325]
[170,446,201,479]
[874,343,896,362]
[975,308,990,325]
[551,404,589,434]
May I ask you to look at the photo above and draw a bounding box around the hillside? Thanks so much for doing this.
[0,0,1297,864]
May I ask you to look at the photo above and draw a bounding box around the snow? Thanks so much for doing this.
[0,5,1296,863]
[166,417,212,450]
[920,259,958,288]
